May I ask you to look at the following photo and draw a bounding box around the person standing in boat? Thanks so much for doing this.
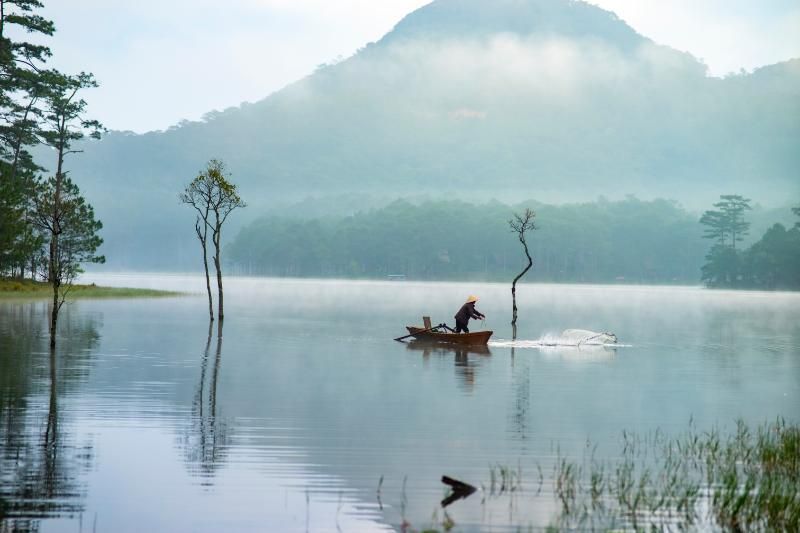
[454,295,485,333]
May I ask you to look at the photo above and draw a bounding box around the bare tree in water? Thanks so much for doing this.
[509,208,536,339]
[180,159,245,321]
[180,184,214,320]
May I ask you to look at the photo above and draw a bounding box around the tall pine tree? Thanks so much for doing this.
[34,71,104,347]
[0,0,54,276]
[700,195,752,287]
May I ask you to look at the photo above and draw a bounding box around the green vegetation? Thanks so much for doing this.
[700,194,752,250]
[1,1,106,346]
[550,419,799,531]
[701,199,800,289]
[409,420,799,532]
[0,278,179,299]
[225,196,799,288]
[228,197,708,283]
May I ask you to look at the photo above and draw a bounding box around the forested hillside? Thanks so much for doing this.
[227,198,707,282]
[43,0,799,270]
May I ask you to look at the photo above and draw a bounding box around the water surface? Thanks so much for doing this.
[1,275,798,531]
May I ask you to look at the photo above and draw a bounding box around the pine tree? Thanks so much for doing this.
[0,0,55,276]
[35,71,103,348]
[715,195,751,250]
[699,195,751,250]
[699,195,752,287]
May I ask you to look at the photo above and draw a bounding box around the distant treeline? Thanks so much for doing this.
[701,200,800,290]
[227,198,709,283]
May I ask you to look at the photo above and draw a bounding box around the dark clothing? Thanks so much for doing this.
[454,302,484,333]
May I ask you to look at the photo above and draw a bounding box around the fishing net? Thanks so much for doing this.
[489,329,620,348]
[559,329,618,345]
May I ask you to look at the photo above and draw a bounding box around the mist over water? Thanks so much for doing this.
[1,275,798,531]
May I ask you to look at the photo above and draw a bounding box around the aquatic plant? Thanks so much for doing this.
[397,420,798,532]
[549,419,799,531]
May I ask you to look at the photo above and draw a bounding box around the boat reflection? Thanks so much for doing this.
[405,341,491,390]
[404,341,492,357]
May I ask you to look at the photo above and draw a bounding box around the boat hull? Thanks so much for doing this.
[405,326,493,346]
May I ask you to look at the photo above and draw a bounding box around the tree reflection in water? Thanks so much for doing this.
[404,342,491,392]
[0,302,100,531]
[510,347,532,442]
[182,321,230,483]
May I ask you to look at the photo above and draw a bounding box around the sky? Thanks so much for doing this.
[34,0,800,133]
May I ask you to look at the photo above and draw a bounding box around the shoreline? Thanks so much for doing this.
[0,278,182,300]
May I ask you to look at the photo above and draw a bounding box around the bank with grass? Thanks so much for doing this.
[0,278,180,299]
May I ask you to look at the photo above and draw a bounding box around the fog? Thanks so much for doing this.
[346,35,703,101]
[80,273,800,342]
[39,0,797,271]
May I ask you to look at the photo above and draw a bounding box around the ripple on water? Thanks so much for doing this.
[2,280,799,531]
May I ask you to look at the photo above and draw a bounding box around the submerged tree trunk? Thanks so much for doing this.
[511,286,517,340]
[196,217,214,321]
[203,243,214,321]
[49,193,60,348]
[211,324,223,419]
[213,223,224,321]
[48,135,65,349]
[508,209,536,340]
[50,275,59,348]
[511,235,533,340]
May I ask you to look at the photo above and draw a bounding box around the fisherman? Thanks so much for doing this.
[454,295,485,333]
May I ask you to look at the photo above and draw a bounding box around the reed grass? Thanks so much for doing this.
[419,419,798,532]
[550,419,799,531]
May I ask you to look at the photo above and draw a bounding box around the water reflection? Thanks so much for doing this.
[404,342,491,391]
[536,344,617,363]
[510,348,532,442]
[2,277,799,532]
[181,321,230,482]
[0,302,100,530]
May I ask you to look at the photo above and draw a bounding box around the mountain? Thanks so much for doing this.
[382,0,647,48]
[47,0,800,269]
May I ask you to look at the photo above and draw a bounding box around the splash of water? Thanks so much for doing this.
[490,329,628,349]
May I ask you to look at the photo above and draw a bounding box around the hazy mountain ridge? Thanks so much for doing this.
[380,0,648,50]
[42,0,799,269]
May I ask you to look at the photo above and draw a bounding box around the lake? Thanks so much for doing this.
[1,275,798,531]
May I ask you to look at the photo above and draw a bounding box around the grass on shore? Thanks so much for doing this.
[0,278,181,299]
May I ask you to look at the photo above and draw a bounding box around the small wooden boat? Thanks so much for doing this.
[404,326,493,346]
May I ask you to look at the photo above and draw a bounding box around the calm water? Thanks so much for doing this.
[1,275,798,532]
